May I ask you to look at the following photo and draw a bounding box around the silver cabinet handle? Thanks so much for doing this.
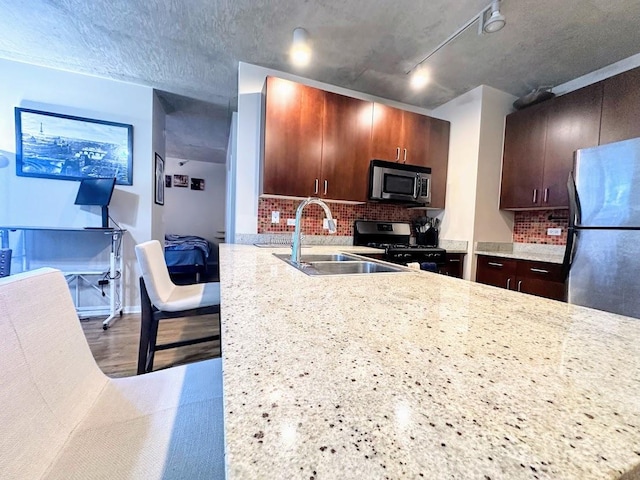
[488,262,503,267]
[314,179,319,195]
[403,148,407,163]
[449,259,460,263]
[324,180,328,195]
[543,188,549,203]
[517,280,522,292]
[395,147,400,162]
[530,268,549,274]
[506,278,511,289]
[532,189,538,203]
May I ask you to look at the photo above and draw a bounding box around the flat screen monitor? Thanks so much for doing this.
[74,177,116,206]
[74,177,116,228]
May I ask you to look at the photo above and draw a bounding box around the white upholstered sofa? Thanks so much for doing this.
[0,268,225,479]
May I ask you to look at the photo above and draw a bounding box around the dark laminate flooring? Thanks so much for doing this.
[81,312,221,378]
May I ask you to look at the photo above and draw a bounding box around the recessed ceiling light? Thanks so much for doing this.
[290,27,311,67]
[410,67,430,90]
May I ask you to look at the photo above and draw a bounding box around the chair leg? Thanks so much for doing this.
[138,277,158,375]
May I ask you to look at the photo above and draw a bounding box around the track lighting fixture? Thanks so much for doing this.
[408,0,506,90]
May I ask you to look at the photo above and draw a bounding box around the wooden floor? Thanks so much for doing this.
[81,312,220,378]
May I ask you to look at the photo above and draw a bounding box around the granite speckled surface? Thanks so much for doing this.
[219,244,640,479]
[476,243,566,264]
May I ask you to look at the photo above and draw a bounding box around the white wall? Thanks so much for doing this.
[164,157,226,249]
[151,91,167,242]
[225,112,238,243]
[432,86,516,280]
[234,62,439,240]
[0,58,156,311]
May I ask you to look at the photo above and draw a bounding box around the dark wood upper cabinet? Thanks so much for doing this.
[263,77,324,197]
[500,83,603,210]
[321,92,373,202]
[542,83,603,207]
[263,77,449,206]
[426,117,450,209]
[600,67,640,145]
[500,102,547,209]
[371,103,404,162]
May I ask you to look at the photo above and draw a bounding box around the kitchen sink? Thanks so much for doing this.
[274,253,361,263]
[274,253,411,276]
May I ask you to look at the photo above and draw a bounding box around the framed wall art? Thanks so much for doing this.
[165,175,172,188]
[15,107,133,185]
[154,153,164,205]
[174,174,189,187]
[190,177,205,190]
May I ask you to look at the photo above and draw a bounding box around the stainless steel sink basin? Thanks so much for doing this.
[305,261,406,275]
[274,253,411,276]
[275,253,361,263]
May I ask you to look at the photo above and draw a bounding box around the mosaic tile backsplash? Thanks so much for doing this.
[513,209,568,245]
[258,199,568,245]
[258,198,425,236]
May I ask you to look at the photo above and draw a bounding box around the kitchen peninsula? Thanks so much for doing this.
[219,244,640,479]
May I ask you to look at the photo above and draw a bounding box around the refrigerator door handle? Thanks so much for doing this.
[562,172,581,280]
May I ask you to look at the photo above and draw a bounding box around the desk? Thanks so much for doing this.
[0,226,125,329]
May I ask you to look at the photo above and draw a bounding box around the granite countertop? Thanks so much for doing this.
[475,243,566,264]
[219,244,640,479]
[475,250,565,264]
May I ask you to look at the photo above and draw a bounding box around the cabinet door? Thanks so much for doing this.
[371,103,404,162]
[426,117,450,209]
[542,83,603,208]
[401,110,430,165]
[600,67,640,145]
[438,253,464,278]
[321,92,373,202]
[516,260,566,301]
[500,103,547,209]
[476,256,517,289]
[263,77,323,197]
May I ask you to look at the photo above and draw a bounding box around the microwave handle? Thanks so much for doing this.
[413,174,419,198]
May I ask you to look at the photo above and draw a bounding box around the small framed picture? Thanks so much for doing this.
[154,153,164,205]
[165,175,172,188]
[191,177,205,190]
[174,174,189,188]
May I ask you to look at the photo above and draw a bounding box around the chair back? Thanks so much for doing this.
[0,248,11,277]
[0,268,107,479]
[135,240,176,309]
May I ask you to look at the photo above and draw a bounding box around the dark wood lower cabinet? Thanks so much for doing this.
[476,255,566,302]
[438,253,465,278]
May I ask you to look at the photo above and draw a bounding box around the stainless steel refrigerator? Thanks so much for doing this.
[563,136,640,319]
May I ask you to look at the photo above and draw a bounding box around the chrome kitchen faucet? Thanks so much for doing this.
[291,197,336,265]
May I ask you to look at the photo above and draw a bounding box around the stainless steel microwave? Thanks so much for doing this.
[369,159,431,205]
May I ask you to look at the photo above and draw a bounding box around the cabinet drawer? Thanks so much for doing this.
[476,256,517,289]
[516,260,564,282]
[439,253,464,278]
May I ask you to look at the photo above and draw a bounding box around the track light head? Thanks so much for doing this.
[482,0,506,33]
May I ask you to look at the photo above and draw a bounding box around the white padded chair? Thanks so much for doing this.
[0,268,225,479]
[135,240,221,375]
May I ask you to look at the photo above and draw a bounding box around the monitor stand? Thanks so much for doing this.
[101,206,109,228]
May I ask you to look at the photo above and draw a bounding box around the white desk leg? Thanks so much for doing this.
[102,231,123,330]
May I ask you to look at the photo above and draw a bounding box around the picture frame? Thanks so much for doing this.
[190,177,205,191]
[15,107,133,185]
[154,153,164,205]
[165,175,172,188]
[174,174,189,188]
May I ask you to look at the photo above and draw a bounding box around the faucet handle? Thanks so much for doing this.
[326,219,337,234]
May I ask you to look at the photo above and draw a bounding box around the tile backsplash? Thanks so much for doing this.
[258,198,425,236]
[513,209,568,245]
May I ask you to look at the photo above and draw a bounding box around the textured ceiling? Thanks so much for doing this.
[2,0,640,163]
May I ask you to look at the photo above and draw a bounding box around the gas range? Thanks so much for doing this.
[353,220,446,266]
